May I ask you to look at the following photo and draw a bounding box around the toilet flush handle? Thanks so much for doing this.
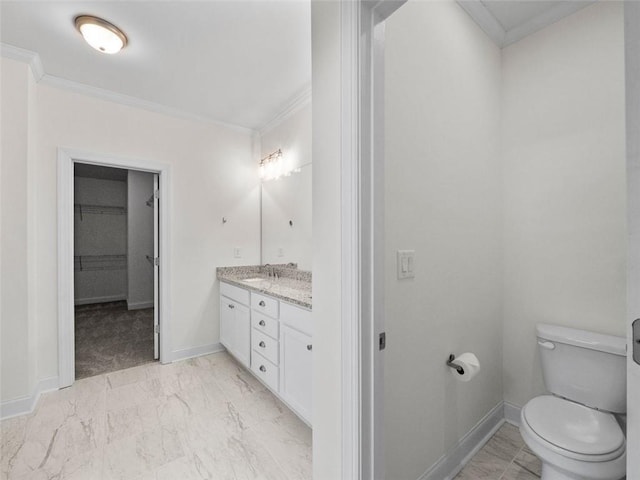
[538,340,556,350]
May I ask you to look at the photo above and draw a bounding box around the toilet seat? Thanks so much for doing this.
[522,395,625,462]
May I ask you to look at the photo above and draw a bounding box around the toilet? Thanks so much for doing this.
[519,324,627,480]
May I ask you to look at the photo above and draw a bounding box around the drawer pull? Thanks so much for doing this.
[259,341,266,348]
[259,320,266,326]
[307,344,313,351]
[259,365,266,372]
[259,300,266,307]
[228,304,235,309]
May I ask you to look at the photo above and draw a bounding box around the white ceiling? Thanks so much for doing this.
[458,0,594,47]
[0,1,311,131]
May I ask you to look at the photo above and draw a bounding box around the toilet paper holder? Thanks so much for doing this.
[446,354,465,375]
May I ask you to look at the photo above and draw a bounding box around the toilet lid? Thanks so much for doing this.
[523,396,624,457]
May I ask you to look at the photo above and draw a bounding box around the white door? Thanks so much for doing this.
[234,303,251,367]
[153,173,159,360]
[280,324,313,423]
[220,297,234,351]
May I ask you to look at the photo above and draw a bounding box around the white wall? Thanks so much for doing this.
[1,60,260,404]
[1,58,34,402]
[311,1,342,477]
[127,170,154,309]
[260,104,312,270]
[74,176,128,304]
[502,1,627,408]
[383,1,503,478]
[625,2,640,474]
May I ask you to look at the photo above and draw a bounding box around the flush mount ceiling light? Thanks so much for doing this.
[74,15,128,54]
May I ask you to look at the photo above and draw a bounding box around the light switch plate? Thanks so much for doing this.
[397,250,415,279]
[277,247,284,257]
[233,247,242,258]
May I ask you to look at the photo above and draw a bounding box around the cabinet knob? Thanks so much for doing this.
[259,341,266,348]
[228,304,234,309]
[259,320,266,326]
[259,365,266,372]
[307,344,313,351]
[258,300,266,307]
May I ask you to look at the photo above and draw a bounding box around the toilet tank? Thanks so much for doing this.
[536,324,627,413]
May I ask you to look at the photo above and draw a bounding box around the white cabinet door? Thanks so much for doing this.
[280,324,312,423]
[220,296,250,368]
[220,296,235,351]
[234,302,251,367]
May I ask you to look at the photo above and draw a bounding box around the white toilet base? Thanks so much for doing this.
[541,463,587,480]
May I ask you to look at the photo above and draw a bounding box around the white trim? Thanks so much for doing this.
[0,43,44,80]
[1,43,253,135]
[58,148,173,389]
[258,84,312,136]
[456,0,595,48]
[340,1,361,479]
[75,295,127,306]
[504,401,522,427]
[456,1,506,46]
[502,1,594,47]
[171,342,225,363]
[418,402,506,480]
[353,2,407,479]
[127,301,154,310]
[0,376,59,420]
[625,2,640,476]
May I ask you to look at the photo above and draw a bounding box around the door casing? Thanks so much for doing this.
[57,148,172,388]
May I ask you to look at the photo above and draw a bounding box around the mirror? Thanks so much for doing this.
[260,163,312,270]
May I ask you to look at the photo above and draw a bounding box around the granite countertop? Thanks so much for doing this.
[217,265,312,310]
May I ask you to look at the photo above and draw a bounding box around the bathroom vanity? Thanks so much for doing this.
[217,266,312,425]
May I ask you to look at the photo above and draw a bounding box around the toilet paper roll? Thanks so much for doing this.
[450,353,480,382]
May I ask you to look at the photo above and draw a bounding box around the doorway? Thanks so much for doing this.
[73,163,159,379]
[58,148,171,388]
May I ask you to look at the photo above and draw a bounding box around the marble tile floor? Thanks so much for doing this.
[455,423,542,480]
[1,351,312,480]
[75,302,155,379]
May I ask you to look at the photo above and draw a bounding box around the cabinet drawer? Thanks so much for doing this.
[280,302,313,336]
[220,282,250,306]
[251,292,279,318]
[252,312,279,340]
[252,329,279,365]
[251,351,279,391]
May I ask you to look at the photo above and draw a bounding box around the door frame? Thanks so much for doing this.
[625,2,640,476]
[57,148,172,388]
[344,1,640,478]
[339,1,405,479]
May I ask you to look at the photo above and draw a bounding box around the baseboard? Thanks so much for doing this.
[75,295,126,305]
[0,376,59,420]
[418,401,506,480]
[504,401,522,426]
[127,301,154,310]
[171,342,225,363]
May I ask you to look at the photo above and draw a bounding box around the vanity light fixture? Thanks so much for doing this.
[259,149,284,181]
[74,15,128,54]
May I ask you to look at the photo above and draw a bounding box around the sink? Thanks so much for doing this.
[242,277,267,283]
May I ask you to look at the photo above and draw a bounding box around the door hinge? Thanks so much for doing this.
[154,324,159,334]
[154,189,160,199]
[154,257,160,266]
[379,332,386,351]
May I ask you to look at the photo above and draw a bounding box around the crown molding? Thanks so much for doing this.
[1,43,44,80]
[457,1,506,47]
[258,84,311,136]
[0,42,254,135]
[502,1,594,47]
[457,0,595,48]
